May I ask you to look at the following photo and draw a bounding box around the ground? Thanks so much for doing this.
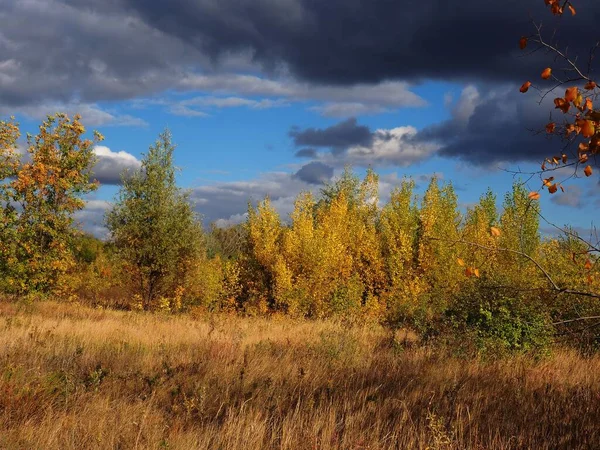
[1,301,599,449]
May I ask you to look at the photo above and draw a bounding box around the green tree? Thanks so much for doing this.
[105,130,203,310]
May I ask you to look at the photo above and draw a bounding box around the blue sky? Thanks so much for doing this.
[2,0,599,237]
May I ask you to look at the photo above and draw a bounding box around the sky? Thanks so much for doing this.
[1,0,599,238]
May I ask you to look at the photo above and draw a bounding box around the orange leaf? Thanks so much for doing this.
[579,142,589,152]
[548,183,558,194]
[520,81,532,93]
[490,227,501,237]
[551,3,563,15]
[543,177,554,187]
[584,165,593,177]
[568,4,576,15]
[528,191,541,200]
[457,258,465,267]
[545,122,556,133]
[581,120,596,138]
[584,81,597,90]
[465,267,473,277]
[585,98,593,111]
[554,97,570,113]
[562,154,568,164]
[585,259,593,270]
[565,87,579,102]
[473,268,480,278]
[541,67,552,79]
[579,154,589,163]
[519,37,528,50]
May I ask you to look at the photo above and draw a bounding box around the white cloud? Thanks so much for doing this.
[93,146,141,185]
[314,126,440,168]
[169,74,426,117]
[74,199,112,238]
[1,103,148,128]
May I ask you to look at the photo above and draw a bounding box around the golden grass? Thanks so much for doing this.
[1,301,599,449]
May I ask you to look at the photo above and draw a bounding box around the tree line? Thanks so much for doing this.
[0,113,598,355]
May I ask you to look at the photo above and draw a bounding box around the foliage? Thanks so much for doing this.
[105,130,204,310]
[519,0,598,192]
[0,114,100,295]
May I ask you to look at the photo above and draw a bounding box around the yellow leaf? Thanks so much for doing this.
[473,268,480,278]
[457,258,465,267]
[490,226,501,237]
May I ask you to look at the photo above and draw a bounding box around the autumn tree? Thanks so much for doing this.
[415,177,462,321]
[0,114,101,294]
[515,0,599,301]
[519,1,598,191]
[106,130,203,310]
[379,179,424,324]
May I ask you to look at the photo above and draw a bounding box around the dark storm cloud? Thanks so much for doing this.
[3,0,598,111]
[412,85,579,166]
[289,118,373,151]
[293,161,334,184]
[124,0,599,84]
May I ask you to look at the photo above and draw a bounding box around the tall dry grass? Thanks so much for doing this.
[0,300,599,449]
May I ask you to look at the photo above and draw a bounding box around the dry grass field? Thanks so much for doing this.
[1,301,599,449]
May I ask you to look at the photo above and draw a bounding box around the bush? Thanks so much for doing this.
[441,286,553,357]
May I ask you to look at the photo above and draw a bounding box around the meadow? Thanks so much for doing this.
[1,300,599,450]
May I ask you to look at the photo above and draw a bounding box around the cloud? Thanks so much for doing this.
[156,76,425,117]
[189,171,314,225]
[0,102,147,128]
[126,0,597,85]
[289,118,373,151]
[293,161,334,184]
[2,0,598,118]
[167,95,289,117]
[290,118,439,168]
[93,146,141,185]
[295,148,318,158]
[74,199,112,238]
[551,185,583,209]
[310,103,388,118]
[413,84,573,166]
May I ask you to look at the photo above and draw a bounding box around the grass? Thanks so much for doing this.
[0,301,599,449]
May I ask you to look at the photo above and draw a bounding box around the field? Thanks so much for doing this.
[1,301,599,450]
